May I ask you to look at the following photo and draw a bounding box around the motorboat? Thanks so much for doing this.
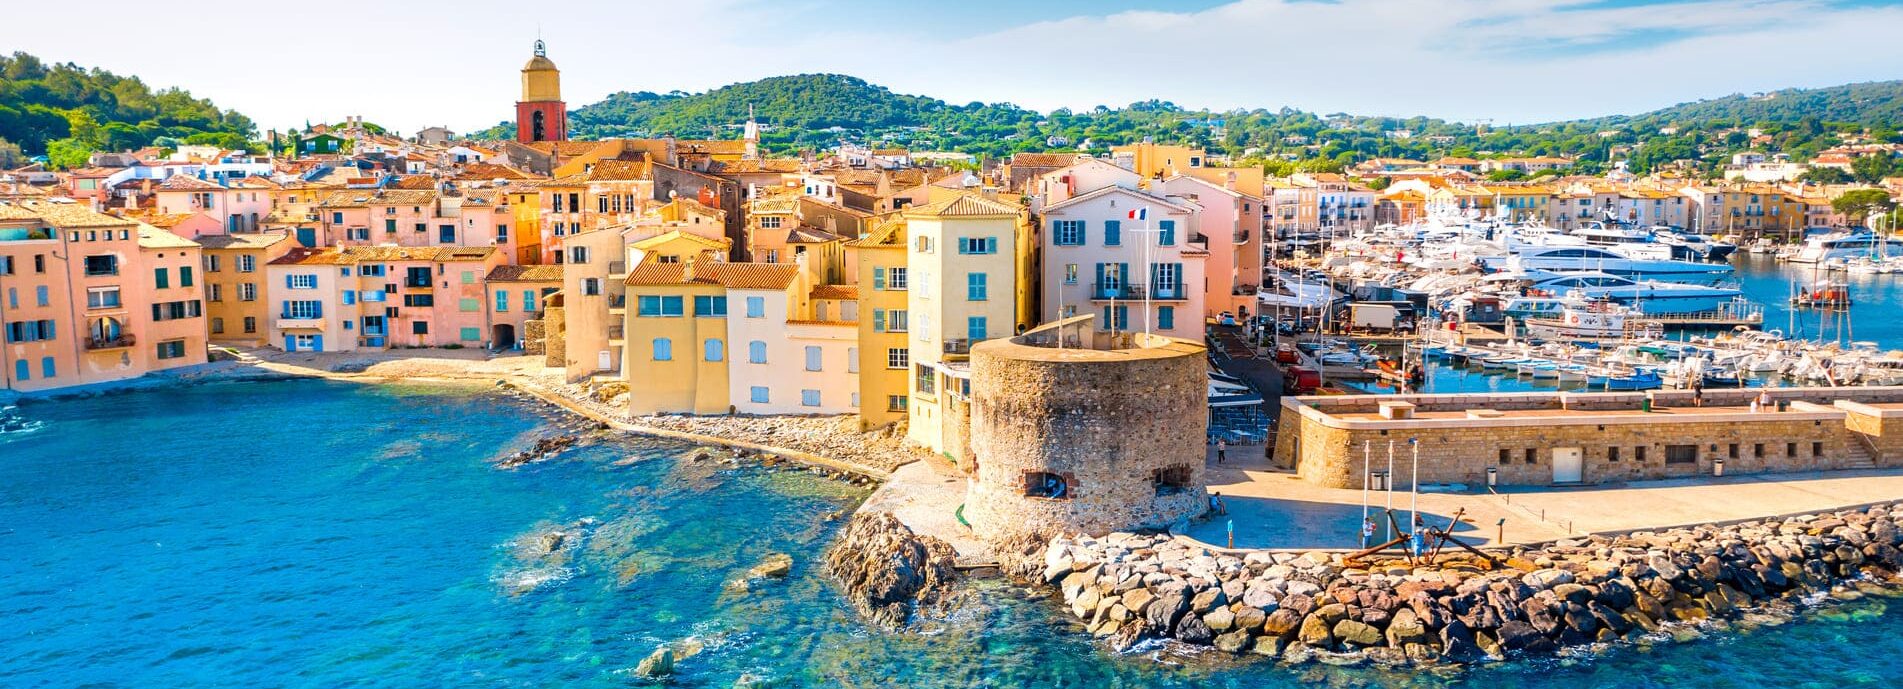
[1790,230,1903,264]
[1478,246,1734,283]
[1527,272,1743,314]
[1650,227,1736,262]
[1524,301,1663,340]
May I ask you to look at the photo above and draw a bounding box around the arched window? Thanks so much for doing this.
[748,340,766,363]
[704,339,723,362]
[531,110,547,141]
[652,337,672,361]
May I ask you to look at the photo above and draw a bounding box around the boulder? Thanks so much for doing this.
[1175,610,1215,645]
[1334,619,1383,648]
[634,647,674,678]
[1232,605,1267,632]
[1261,608,1305,638]
[1203,607,1236,633]
[1299,613,1335,648]
[1146,591,1189,633]
[1214,629,1253,653]
[1386,607,1428,647]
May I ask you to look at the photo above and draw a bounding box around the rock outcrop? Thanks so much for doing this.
[1042,503,1903,666]
[496,434,580,468]
[825,511,961,629]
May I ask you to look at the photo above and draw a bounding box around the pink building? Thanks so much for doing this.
[265,245,508,352]
[483,264,563,350]
[1038,185,1208,340]
[154,175,274,233]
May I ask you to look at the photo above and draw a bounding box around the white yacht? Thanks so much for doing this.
[1650,227,1736,262]
[1478,246,1735,283]
[1790,230,1902,264]
[1528,272,1744,314]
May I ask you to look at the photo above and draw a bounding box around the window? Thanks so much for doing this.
[244,317,256,333]
[915,363,936,394]
[1153,465,1192,496]
[151,300,203,321]
[637,295,684,317]
[915,236,934,253]
[154,339,186,361]
[748,340,767,363]
[1607,446,1619,462]
[411,321,430,335]
[403,294,434,307]
[1100,305,1128,331]
[760,216,783,229]
[84,255,118,276]
[460,271,475,285]
[13,360,24,381]
[459,298,479,312]
[801,390,821,407]
[568,246,590,264]
[1158,306,1175,330]
[1728,443,1739,460]
[968,316,987,341]
[386,219,398,234]
[332,212,344,224]
[1104,220,1122,246]
[238,255,256,273]
[439,225,456,244]
[1498,449,1511,465]
[887,310,908,332]
[694,295,727,317]
[957,237,998,254]
[495,291,509,312]
[805,346,823,371]
[745,296,765,318]
[966,272,987,301]
[414,222,426,234]
[749,386,770,404]
[887,347,909,370]
[497,224,509,242]
[283,300,322,319]
[4,320,56,343]
[1064,264,1078,284]
[651,338,673,361]
[1158,219,1176,246]
[180,267,194,288]
[887,267,908,290]
[86,287,121,309]
[211,317,225,334]
[35,286,48,307]
[847,346,858,373]
[887,395,908,412]
[40,357,54,379]
[154,267,170,289]
[1754,443,1764,458]
[1524,448,1537,465]
[288,274,317,289]
[239,283,257,301]
[1053,220,1084,246]
[582,278,601,297]
[1665,445,1697,465]
[1636,446,1647,462]
[1812,441,1823,457]
[704,339,724,361]
[1024,471,1071,499]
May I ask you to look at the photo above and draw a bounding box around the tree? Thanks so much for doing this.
[44,137,90,169]
[1832,188,1897,226]
[1799,166,1853,184]
[1850,154,1897,184]
[1485,169,1527,182]
[0,136,23,167]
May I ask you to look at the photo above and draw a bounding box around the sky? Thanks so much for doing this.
[3,0,1901,136]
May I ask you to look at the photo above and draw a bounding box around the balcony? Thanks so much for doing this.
[85,333,135,350]
[276,317,326,330]
[608,260,628,278]
[943,339,971,356]
[0,227,55,243]
[1233,229,1250,244]
[607,325,625,343]
[403,277,432,289]
[607,294,626,313]
[1090,282,1189,301]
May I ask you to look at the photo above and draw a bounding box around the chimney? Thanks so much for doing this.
[682,255,698,283]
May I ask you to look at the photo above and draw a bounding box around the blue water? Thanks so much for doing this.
[3,379,1900,687]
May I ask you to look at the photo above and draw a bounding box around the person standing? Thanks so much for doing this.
[1216,438,1228,464]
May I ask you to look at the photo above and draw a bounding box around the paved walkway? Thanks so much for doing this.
[1185,444,1903,550]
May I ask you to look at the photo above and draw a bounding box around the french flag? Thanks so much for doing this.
[1127,207,1148,221]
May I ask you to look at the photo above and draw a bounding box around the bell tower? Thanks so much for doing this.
[515,40,568,144]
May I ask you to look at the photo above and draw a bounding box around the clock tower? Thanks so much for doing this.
[515,40,567,144]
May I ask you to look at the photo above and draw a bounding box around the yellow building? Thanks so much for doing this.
[1111,142,1208,180]
[1480,184,1554,222]
[847,216,912,429]
[197,232,297,346]
[621,259,732,416]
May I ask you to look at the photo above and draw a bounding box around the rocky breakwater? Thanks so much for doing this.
[825,511,962,629]
[1040,503,1903,667]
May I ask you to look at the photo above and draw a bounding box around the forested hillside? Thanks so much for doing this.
[0,52,255,169]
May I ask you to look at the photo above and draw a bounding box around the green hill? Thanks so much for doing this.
[0,51,256,169]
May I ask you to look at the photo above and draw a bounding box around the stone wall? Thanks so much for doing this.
[541,306,566,368]
[1040,502,1903,666]
[523,318,548,356]
[966,333,1209,541]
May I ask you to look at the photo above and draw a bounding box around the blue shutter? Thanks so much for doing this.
[283,335,295,351]
[342,290,356,305]
[15,359,28,381]
[1105,220,1121,246]
[312,335,324,352]
[1159,220,1176,246]
[284,274,293,289]
[1094,263,1105,295]
[873,309,885,332]
[873,267,886,290]
[1159,306,1175,330]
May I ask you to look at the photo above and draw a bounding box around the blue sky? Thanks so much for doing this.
[2,0,1899,135]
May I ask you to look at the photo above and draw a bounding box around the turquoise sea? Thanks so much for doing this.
[2,379,1900,687]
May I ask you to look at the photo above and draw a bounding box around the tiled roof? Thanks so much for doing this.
[485,264,565,282]
[136,224,201,249]
[128,212,199,228]
[676,139,746,156]
[787,226,844,243]
[18,201,136,228]
[196,232,294,250]
[1009,152,1082,168]
[623,261,799,290]
[906,192,1022,218]
[587,159,649,181]
[388,175,440,190]
[631,230,730,251]
[269,246,345,265]
[810,284,858,300]
[157,175,226,191]
[457,163,537,181]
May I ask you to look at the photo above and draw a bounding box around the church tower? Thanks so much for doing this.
[515,40,568,144]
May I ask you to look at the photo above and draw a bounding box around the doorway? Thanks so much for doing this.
[1552,447,1584,484]
[492,323,516,351]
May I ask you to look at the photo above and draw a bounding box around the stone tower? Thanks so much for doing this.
[515,40,568,144]
[965,316,1209,542]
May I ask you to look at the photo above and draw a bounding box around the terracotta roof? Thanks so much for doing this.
[710,159,802,174]
[905,192,1022,218]
[587,159,649,181]
[457,163,537,181]
[1009,152,1082,168]
[269,246,344,265]
[787,226,844,243]
[196,232,294,250]
[623,261,799,290]
[631,230,730,252]
[486,264,566,282]
[17,201,136,228]
[388,175,440,190]
[157,175,226,191]
[128,212,200,228]
[676,139,746,156]
[810,284,858,300]
[136,224,201,249]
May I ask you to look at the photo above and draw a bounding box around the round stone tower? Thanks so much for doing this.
[965,318,1209,542]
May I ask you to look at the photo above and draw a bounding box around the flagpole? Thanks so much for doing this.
[1144,209,1154,336]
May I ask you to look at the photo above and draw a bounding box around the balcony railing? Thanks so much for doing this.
[943,339,970,355]
[85,333,135,350]
[1090,282,1189,301]
[608,260,627,276]
[403,277,432,288]
[607,294,626,309]
[607,325,625,341]
[276,317,326,330]
[0,228,54,243]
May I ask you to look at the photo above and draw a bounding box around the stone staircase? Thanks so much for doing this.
[1844,432,1881,470]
